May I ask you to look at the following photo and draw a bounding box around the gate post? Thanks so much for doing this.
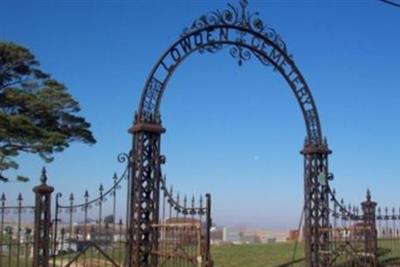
[301,137,331,267]
[127,113,165,267]
[361,189,377,266]
[204,194,212,267]
[32,167,54,267]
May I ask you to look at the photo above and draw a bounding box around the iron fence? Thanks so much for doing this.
[151,175,212,267]
[323,188,376,266]
[375,206,400,266]
[51,158,129,267]
[0,150,213,267]
[0,193,34,267]
[4,161,400,267]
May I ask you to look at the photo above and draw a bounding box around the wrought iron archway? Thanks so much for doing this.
[128,1,331,267]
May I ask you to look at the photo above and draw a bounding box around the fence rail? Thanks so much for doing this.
[51,155,129,267]
[0,193,34,267]
[4,163,400,267]
[1,151,213,267]
[150,175,212,267]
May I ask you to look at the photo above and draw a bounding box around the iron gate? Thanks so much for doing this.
[148,176,212,267]
[50,155,129,267]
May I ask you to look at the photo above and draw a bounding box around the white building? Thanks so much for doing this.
[222,228,241,244]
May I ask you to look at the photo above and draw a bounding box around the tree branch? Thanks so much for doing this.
[0,77,29,91]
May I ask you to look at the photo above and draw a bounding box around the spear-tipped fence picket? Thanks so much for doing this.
[321,187,377,267]
[51,167,129,267]
[0,192,35,267]
[151,175,212,267]
[2,162,400,267]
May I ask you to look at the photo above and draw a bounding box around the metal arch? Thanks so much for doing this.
[379,0,400,8]
[136,1,323,145]
[130,2,331,267]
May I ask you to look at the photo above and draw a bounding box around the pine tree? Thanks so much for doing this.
[0,42,96,181]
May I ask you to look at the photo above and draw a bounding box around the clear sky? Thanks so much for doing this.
[1,0,400,229]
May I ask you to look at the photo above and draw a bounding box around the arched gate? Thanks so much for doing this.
[128,1,331,267]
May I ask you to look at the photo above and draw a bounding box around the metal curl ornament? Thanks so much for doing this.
[229,45,251,66]
[182,0,289,62]
[117,152,129,164]
[55,192,63,206]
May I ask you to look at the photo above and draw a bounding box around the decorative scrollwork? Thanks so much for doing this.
[117,152,129,164]
[182,0,288,66]
[229,45,251,66]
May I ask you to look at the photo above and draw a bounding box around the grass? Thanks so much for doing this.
[212,242,305,267]
[2,240,400,266]
[47,242,304,267]
[211,240,400,267]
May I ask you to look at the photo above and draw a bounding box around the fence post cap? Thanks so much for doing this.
[33,167,54,194]
[366,189,371,201]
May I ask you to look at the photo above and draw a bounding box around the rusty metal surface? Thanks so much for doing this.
[32,168,54,267]
[325,187,379,267]
[147,176,212,267]
[50,155,129,267]
[1,165,394,267]
[131,1,328,266]
[3,2,399,267]
[0,191,35,267]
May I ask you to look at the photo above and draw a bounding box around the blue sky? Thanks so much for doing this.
[1,0,400,229]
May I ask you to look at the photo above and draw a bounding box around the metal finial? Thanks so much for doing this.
[184,195,187,208]
[240,0,248,9]
[160,155,166,164]
[239,0,249,31]
[84,190,89,199]
[366,189,371,201]
[113,172,118,181]
[1,193,6,202]
[40,167,47,184]
[69,193,74,201]
[17,193,23,202]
